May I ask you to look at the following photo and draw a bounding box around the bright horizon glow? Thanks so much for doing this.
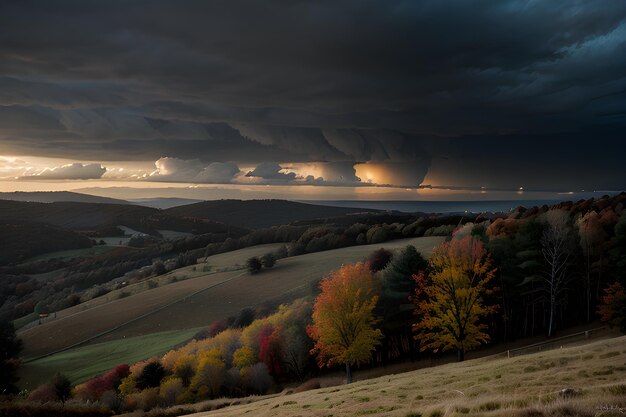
[0,155,620,202]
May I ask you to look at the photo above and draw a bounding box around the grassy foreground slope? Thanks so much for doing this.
[191,335,626,417]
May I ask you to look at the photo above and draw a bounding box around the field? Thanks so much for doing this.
[19,329,200,388]
[187,335,626,417]
[17,237,444,387]
[19,243,288,333]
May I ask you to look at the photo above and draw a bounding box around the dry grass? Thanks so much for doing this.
[187,335,626,417]
[19,237,443,358]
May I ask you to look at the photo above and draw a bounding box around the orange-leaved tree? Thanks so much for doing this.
[307,262,383,383]
[598,281,626,333]
[412,236,497,361]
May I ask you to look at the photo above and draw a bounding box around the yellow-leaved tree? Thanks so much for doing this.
[307,262,383,383]
[412,236,497,361]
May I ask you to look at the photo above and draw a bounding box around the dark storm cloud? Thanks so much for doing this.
[246,162,297,181]
[0,0,625,188]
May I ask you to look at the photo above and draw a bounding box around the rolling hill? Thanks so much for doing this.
[0,222,93,265]
[0,199,158,231]
[165,199,379,229]
[0,191,130,205]
[0,199,247,237]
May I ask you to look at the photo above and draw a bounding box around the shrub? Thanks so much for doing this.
[366,226,390,244]
[173,355,196,387]
[160,377,184,406]
[190,349,226,399]
[28,383,58,402]
[208,319,228,337]
[51,373,72,403]
[258,325,281,376]
[118,375,137,397]
[242,363,273,395]
[224,367,241,395]
[367,248,393,272]
[152,261,167,275]
[246,257,262,274]
[136,362,165,390]
[132,387,161,411]
[233,346,256,368]
[100,390,122,413]
[261,253,276,268]
[233,307,255,328]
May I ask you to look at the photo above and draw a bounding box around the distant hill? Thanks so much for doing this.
[164,199,378,229]
[0,191,130,205]
[0,222,93,265]
[0,199,158,232]
[0,199,249,238]
[128,197,204,209]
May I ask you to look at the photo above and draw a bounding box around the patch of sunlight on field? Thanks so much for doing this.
[19,328,200,389]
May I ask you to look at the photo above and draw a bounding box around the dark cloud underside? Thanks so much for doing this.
[0,0,625,189]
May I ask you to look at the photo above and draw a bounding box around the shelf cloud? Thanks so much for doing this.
[19,163,107,180]
[0,1,625,191]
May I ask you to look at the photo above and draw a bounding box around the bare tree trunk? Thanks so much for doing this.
[586,249,591,322]
[548,296,555,337]
[345,364,352,384]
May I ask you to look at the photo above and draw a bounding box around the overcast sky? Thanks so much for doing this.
[0,0,625,199]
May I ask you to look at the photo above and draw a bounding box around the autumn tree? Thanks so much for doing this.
[598,282,626,333]
[307,262,383,383]
[412,237,497,362]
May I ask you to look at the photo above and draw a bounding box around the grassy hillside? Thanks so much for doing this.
[189,335,626,417]
[18,237,444,384]
[18,329,200,388]
[165,199,379,229]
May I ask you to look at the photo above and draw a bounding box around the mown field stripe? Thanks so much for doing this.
[23,270,247,363]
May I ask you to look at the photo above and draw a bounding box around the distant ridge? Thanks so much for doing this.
[165,199,379,229]
[0,191,130,205]
[128,197,204,209]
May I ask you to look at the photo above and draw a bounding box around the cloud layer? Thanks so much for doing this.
[0,1,625,189]
[20,163,106,180]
